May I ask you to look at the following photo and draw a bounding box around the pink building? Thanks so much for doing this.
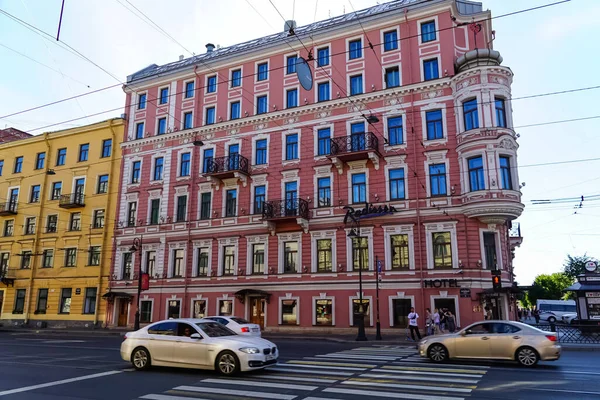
[108,0,524,333]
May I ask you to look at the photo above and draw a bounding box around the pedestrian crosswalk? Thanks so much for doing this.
[136,345,490,400]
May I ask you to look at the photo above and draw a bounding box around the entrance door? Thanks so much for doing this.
[228,144,239,170]
[249,298,265,328]
[392,299,412,327]
[117,300,128,327]
[488,297,504,320]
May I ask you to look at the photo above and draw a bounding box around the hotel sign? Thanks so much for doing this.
[343,203,397,224]
[423,279,460,288]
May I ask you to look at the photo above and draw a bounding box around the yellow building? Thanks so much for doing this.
[0,118,123,328]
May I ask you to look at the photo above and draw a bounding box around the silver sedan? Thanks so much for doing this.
[120,318,278,375]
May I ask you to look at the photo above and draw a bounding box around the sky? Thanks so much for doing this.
[0,0,598,285]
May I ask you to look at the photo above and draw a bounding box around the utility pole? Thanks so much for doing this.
[376,256,382,340]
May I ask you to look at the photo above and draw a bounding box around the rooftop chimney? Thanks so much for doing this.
[206,43,215,53]
[179,55,184,61]
[284,20,297,35]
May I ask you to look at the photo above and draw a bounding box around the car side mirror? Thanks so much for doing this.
[461,330,468,336]
[190,333,202,339]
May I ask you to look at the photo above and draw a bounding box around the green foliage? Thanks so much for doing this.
[528,272,574,305]
[563,254,598,280]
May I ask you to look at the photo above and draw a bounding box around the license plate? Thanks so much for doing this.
[252,328,259,332]
[266,354,275,360]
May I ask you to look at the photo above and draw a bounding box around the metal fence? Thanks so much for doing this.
[532,323,600,344]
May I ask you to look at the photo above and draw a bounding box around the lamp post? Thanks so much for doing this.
[348,224,367,342]
[375,256,382,340]
[130,237,143,331]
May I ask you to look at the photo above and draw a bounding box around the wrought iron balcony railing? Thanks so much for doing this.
[330,132,379,156]
[204,154,249,176]
[0,201,18,215]
[59,193,85,208]
[262,198,309,221]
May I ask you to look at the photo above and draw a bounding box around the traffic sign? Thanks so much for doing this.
[377,259,382,273]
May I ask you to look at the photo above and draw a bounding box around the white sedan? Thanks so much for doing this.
[203,316,262,337]
[120,318,278,375]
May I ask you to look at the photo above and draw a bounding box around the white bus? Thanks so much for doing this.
[536,299,577,323]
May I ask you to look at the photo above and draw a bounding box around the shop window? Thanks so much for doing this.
[219,299,233,316]
[281,299,297,325]
[168,300,181,319]
[315,299,333,326]
[193,300,206,319]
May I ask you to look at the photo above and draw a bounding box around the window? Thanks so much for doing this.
[36,289,48,314]
[222,246,235,275]
[0,160,3,176]
[97,175,109,194]
[317,47,329,67]
[56,148,67,165]
[315,299,333,325]
[205,106,216,125]
[131,161,141,184]
[65,248,77,267]
[352,237,369,271]
[426,110,444,140]
[121,252,132,279]
[257,62,268,81]
[138,93,147,109]
[317,177,331,207]
[423,58,439,80]
[391,234,410,269]
[286,55,297,74]
[421,20,436,42]
[499,156,513,190]
[184,112,193,129]
[219,299,233,316]
[30,185,41,203]
[389,169,405,200]
[385,66,400,88]
[180,153,190,176]
[78,144,89,162]
[225,189,237,217]
[51,182,62,200]
[140,301,152,323]
[281,299,297,325]
[317,128,331,155]
[145,250,156,276]
[93,209,104,229]
[192,300,206,319]
[176,195,187,222]
[285,133,298,160]
[14,289,26,314]
[317,81,330,102]
[153,157,164,181]
[159,87,169,104]
[127,202,137,227]
[286,88,298,108]
[69,212,81,231]
[20,250,32,269]
[429,164,447,196]
[317,239,332,272]
[283,241,298,273]
[35,152,45,169]
[463,99,479,131]
[83,288,97,314]
[172,249,184,277]
[135,122,145,139]
[46,215,57,233]
[495,98,507,128]
[254,185,265,214]
[352,173,366,203]
[352,299,370,326]
[230,101,241,120]
[207,76,217,93]
[14,156,23,173]
[0,253,9,273]
[255,139,267,165]
[432,232,452,269]
[196,248,208,276]
[42,249,54,268]
[387,116,403,145]
[384,30,398,51]
[89,246,101,266]
[349,39,362,59]
[157,118,167,135]
[185,81,195,98]
[200,192,211,220]
[60,288,72,313]
[484,232,498,270]
[468,156,485,191]
[252,244,265,274]
[351,121,366,149]
[231,69,242,87]
[149,199,160,225]
[284,181,297,216]
[202,149,214,173]
[25,217,36,235]
[350,74,363,95]
[102,139,112,158]
[3,220,14,237]
[256,95,268,114]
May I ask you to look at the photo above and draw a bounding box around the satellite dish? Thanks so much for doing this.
[296,57,313,91]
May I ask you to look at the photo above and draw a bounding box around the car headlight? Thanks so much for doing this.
[239,347,261,354]
[420,339,428,346]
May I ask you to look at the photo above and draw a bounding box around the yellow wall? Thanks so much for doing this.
[0,118,123,326]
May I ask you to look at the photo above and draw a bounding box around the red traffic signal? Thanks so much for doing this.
[492,275,502,291]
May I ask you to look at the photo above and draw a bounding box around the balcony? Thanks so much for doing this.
[59,193,85,209]
[262,199,309,233]
[0,202,18,216]
[204,154,250,187]
[0,266,15,286]
[462,190,524,224]
[329,132,381,173]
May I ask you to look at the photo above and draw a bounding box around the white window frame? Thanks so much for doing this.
[479,227,504,270]
[197,183,213,220]
[278,295,300,325]
[383,225,416,271]
[310,230,337,273]
[158,86,170,105]
[459,149,488,194]
[455,93,484,133]
[202,104,217,126]
[345,226,373,272]
[313,123,334,159]
[281,129,301,165]
[380,27,400,52]
[251,134,270,166]
[183,78,196,99]
[314,79,332,103]
[246,235,269,275]
[192,239,213,277]
[283,51,299,75]
[176,149,192,179]
[420,55,442,82]
[347,72,365,96]
[200,145,216,176]
[346,160,369,205]
[181,110,194,130]
[222,187,238,218]
[254,92,269,116]
[312,295,336,326]
[284,85,300,109]
[424,221,459,270]
[384,155,408,202]
[346,34,365,61]
[421,102,448,145]
[155,116,168,135]
[424,150,450,198]
[313,165,334,208]
[190,296,209,318]
[228,66,244,90]
[250,174,268,216]
[417,16,440,45]
[227,98,243,121]
[165,297,182,319]
[277,232,302,274]
[388,293,415,327]
[382,63,402,89]
[216,295,235,316]
[150,153,166,183]
[254,60,270,83]
[217,238,239,276]
[205,74,218,95]
[348,294,374,326]
[169,246,187,278]
[140,297,154,323]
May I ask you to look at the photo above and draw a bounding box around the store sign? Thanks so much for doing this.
[460,288,471,298]
[586,261,598,272]
[343,203,397,224]
[586,292,600,298]
[423,279,460,288]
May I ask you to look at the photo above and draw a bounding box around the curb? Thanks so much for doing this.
[262,335,417,345]
[0,328,126,337]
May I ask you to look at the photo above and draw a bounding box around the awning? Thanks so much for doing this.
[102,291,133,301]
[565,282,600,291]
[234,289,271,304]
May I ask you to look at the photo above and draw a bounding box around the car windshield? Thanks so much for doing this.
[230,317,250,324]
[195,321,237,337]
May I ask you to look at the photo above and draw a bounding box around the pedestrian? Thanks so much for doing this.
[407,307,421,341]
[446,311,456,333]
[485,307,493,320]
[518,308,522,321]
[534,308,540,324]
[425,308,433,336]
[440,309,447,333]
[433,308,441,334]
[527,308,532,321]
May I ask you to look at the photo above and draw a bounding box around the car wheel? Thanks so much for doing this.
[548,317,556,323]
[427,344,448,363]
[215,351,239,376]
[131,347,151,371]
[516,347,539,367]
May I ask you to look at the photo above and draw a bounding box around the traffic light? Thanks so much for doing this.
[492,275,502,291]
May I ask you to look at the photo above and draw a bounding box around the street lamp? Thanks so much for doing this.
[348,226,367,342]
[130,237,143,331]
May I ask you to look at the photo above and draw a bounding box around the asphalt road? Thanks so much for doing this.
[0,332,599,400]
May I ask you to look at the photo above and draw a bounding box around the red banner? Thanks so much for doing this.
[141,273,150,291]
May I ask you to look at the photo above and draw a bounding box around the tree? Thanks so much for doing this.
[564,254,598,280]
[527,272,574,306]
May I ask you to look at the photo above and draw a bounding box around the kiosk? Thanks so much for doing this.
[565,261,600,331]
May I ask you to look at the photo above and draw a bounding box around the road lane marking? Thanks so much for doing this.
[287,360,375,368]
[0,359,103,370]
[392,360,490,369]
[261,375,338,384]
[173,385,296,400]
[527,388,600,395]
[37,355,106,363]
[382,365,487,374]
[0,370,122,396]
[360,373,480,384]
[324,387,464,400]
[201,378,317,391]
[281,363,365,371]
[266,367,354,376]
[371,368,484,378]
[141,395,212,400]
[315,354,398,361]
[343,379,474,393]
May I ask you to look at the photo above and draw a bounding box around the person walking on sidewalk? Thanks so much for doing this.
[432,308,441,334]
[446,311,456,333]
[407,307,421,341]
[425,308,433,336]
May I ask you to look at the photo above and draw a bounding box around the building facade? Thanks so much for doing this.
[0,118,123,328]
[111,0,524,333]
